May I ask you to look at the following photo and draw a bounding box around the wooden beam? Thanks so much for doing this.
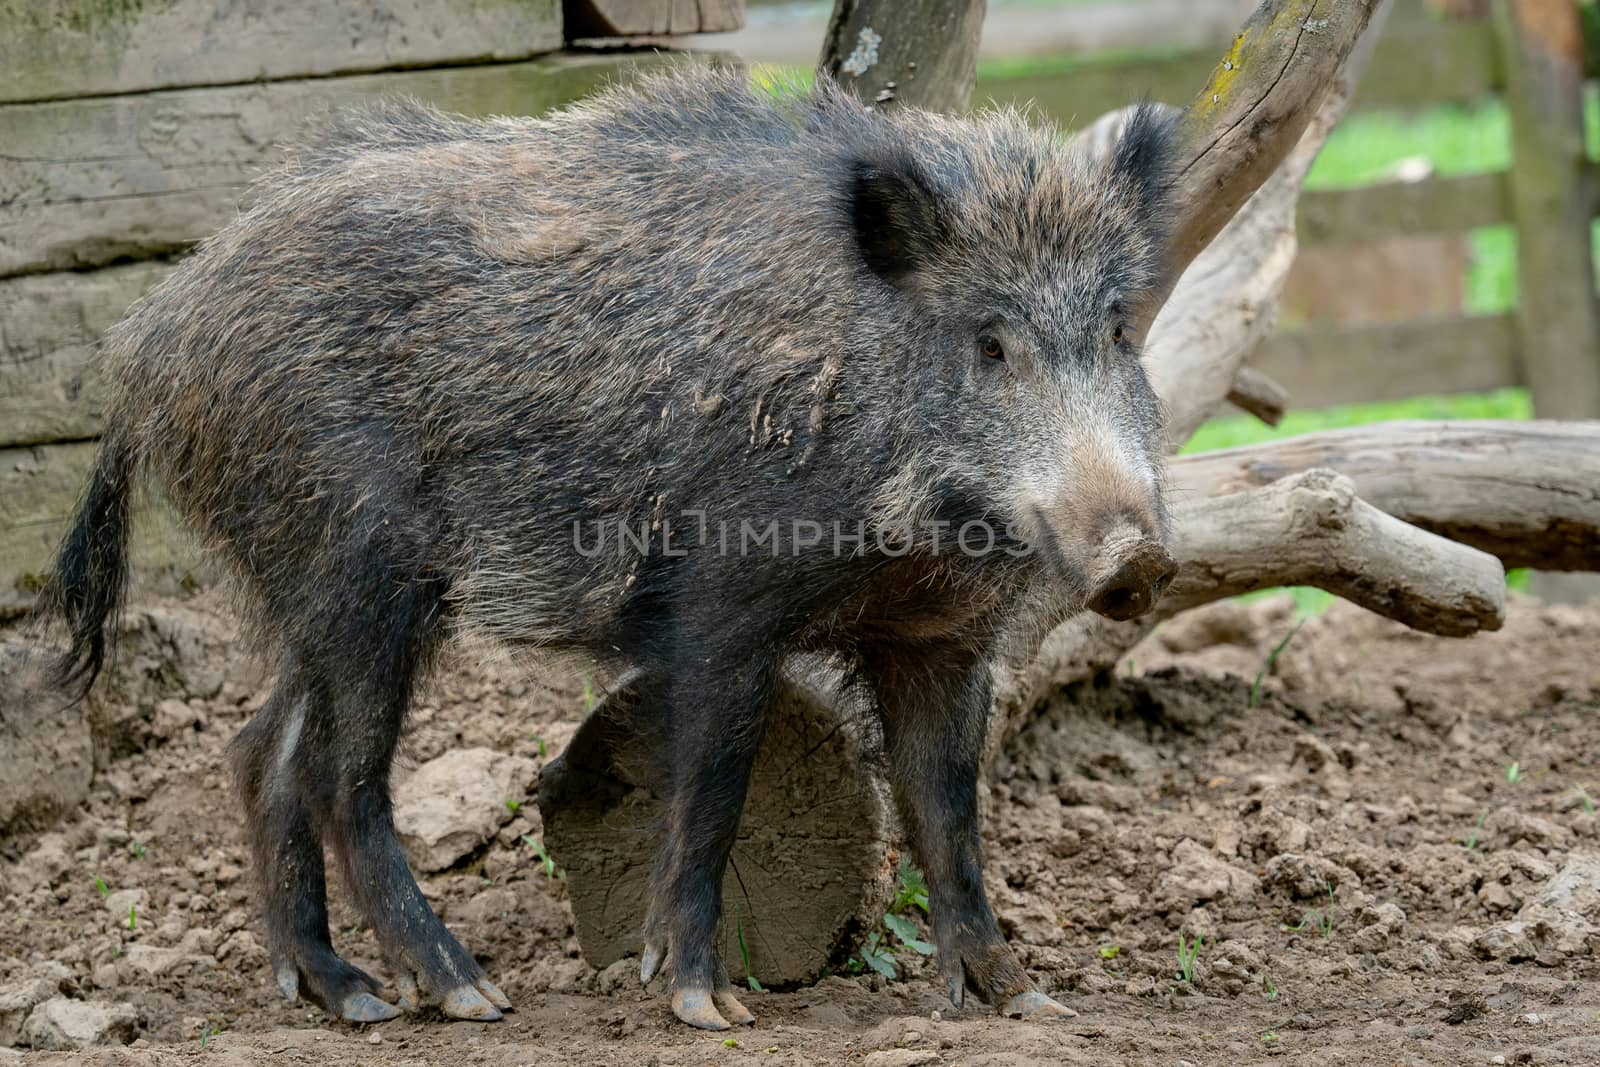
[0,52,715,279]
[1251,314,1521,406]
[0,1,562,106]
[564,0,744,38]
[1297,172,1512,244]
[0,262,171,447]
[818,0,987,114]
[1493,0,1600,419]
[0,442,203,596]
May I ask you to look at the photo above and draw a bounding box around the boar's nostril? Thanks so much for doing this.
[1086,541,1177,622]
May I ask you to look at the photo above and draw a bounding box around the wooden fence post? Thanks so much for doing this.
[1494,0,1600,420]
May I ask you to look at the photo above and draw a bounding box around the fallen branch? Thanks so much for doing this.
[1227,366,1290,426]
[1172,420,1600,571]
[1162,468,1506,633]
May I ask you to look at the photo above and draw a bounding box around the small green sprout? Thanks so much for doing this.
[94,876,110,897]
[1098,944,1121,961]
[504,797,521,814]
[1505,761,1522,785]
[1261,1029,1280,1043]
[534,735,547,758]
[520,834,561,879]
[1176,933,1203,983]
[1262,973,1279,1000]
[722,1038,739,1048]
[1249,621,1304,708]
[1466,808,1489,851]
[735,905,762,992]
[1580,785,1596,815]
[130,841,147,861]
[128,902,137,930]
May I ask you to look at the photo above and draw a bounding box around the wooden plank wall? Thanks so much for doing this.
[0,1,742,598]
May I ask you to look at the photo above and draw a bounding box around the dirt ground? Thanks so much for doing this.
[3,589,1598,1066]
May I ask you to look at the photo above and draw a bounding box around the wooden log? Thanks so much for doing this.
[1008,458,1514,742]
[0,262,170,447]
[1250,313,1522,407]
[538,666,892,987]
[0,1,562,106]
[565,0,744,38]
[1172,420,1600,572]
[1493,0,1600,419]
[818,0,987,114]
[0,51,713,279]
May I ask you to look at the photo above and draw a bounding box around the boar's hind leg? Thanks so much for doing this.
[230,663,398,1023]
[292,568,512,1022]
[863,646,1076,1021]
[641,652,778,1031]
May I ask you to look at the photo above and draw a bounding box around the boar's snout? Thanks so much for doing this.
[1084,527,1177,622]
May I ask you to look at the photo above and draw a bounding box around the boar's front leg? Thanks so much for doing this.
[863,645,1075,1020]
[639,647,779,1030]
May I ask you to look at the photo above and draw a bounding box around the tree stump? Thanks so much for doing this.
[537,668,893,987]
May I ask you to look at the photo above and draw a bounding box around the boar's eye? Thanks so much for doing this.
[1112,325,1126,345]
[978,334,1006,363]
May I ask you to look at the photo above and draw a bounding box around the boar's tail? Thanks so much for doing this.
[45,431,136,697]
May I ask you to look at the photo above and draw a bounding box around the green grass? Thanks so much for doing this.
[1180,387,1533,455]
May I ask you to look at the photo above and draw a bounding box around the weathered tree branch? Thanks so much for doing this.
[1165,0,1383,280]
[1144,0,1393,446]
[1161,468,1506,633]
[1172,420,1600,571]
[1227,366,1290,426]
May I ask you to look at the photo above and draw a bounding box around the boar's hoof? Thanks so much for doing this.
[1000,990,1077,1020]
[713,987,757,1026]
[440,983,506,1022]
[341,991,403,1023]
[671,986,756,1030]
[671,988,730,1030]
[394,968,510,1021]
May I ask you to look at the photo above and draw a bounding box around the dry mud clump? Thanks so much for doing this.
[1,591,1598,1066]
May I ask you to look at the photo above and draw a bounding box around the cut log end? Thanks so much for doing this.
[538,670,892,987]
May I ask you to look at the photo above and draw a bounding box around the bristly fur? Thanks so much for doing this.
[43,64,1179,1022]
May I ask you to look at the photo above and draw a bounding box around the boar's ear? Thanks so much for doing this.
[849,152,944,289]
[1107,103,1179,226]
